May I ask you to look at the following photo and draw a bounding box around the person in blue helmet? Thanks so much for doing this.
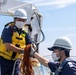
[30,37,76,75]
[0,9,32,75]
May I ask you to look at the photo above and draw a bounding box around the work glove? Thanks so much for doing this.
[30,44,37,56]
[18,49,24,54]
[21,49,24,54]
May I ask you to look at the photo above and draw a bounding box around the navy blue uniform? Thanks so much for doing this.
[0,25,32,75]
[48,58,76,75]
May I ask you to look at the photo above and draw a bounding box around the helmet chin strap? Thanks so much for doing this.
[58,50,67,63]
[57,58,61,61]
[57,50,63,62]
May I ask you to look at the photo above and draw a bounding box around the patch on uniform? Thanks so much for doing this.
[5,25,10,29]
[68,62,73,67]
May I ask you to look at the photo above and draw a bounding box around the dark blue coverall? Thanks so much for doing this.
[48,58,76,75]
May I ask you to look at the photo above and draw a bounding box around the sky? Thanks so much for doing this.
[0,0,76,59]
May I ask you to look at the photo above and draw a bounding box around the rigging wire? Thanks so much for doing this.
[33,11,45,45]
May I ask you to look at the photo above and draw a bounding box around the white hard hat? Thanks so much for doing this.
[48,37,72,51]
[14,9,27,19]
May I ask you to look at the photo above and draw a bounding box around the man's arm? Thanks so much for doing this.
[33,52,59,72]
[30,46,59,72]
[1,26,23,53]
[30,45,49,66]
[34,52,49,66]
[4,43,23,53]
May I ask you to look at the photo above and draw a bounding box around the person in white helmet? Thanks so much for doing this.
[30,37,76,75]
[0,9,32,75]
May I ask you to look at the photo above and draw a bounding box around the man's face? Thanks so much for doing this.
[51,48,60,61]
[53,49,60,57]
[53,48,66,61]
[15,18,27,29]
